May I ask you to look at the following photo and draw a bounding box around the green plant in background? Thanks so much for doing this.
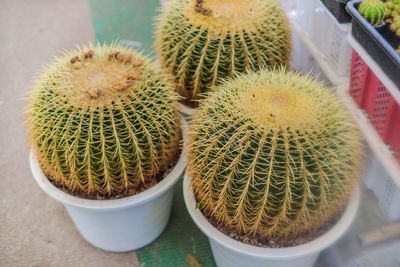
[26,43,181,198]
[390,15,400,35]
[187,69,363,240]
[385,0,400,17]
[155,0,291,107]
[385,0,400,36]
[359,0,386,27]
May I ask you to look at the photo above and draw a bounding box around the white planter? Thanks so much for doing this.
[178,102,196,119]
[30,124,188,252]
[183,174,360,267]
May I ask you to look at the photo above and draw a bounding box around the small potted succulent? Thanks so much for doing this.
[184,69,363,267]
[26,43,186,252]
[347,0,400,86]
[155,0,291,115]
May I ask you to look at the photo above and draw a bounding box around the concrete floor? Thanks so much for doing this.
[0,1,139,266]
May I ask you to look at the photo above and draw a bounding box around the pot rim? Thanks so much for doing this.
[183,173,360,259]
[29,119,188,211]
[178,102,196,117]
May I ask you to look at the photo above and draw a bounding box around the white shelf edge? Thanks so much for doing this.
[291,22,349,86]
[337,84,400,189]
[347,33,400,104]
[316,0,351,33]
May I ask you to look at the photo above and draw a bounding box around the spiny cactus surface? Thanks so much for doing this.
[26,43,181,198]
[188,69,363,240]
[359,0,386,27]
[155,0,291,107]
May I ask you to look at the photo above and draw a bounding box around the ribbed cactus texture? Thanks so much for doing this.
[359,0,386,27]
[26,43,181,197]
[155,0,291,107]
[187,69,363,240]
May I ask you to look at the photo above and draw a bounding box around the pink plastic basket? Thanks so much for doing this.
[349,50,400,163]
[349,50,369,107]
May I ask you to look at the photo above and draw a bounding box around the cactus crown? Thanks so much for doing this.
[26,43,181,198]
[359,0,386,27]
[155,0,291,107]
[188,69,362,241]
[186,0,272,31]
[238,84,319,130]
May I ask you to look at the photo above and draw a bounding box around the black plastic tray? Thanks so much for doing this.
[347,0,400,87]
[322,0,352,23]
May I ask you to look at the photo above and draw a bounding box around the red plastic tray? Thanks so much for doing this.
[349,50,400,163]
[349,50,369,107]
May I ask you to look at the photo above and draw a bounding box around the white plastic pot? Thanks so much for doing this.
[29,124,188,252]
[183,174,360,267]
[178,102,196,119]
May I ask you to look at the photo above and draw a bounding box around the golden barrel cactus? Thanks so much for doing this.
[155,0,291,107]
[26,43,181,198]
[187,69,363,241]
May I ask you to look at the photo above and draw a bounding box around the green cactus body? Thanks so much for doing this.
[26,43,181,198]
[187,69,363,240]
[155,0,291,107]
[359,0,386,27]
